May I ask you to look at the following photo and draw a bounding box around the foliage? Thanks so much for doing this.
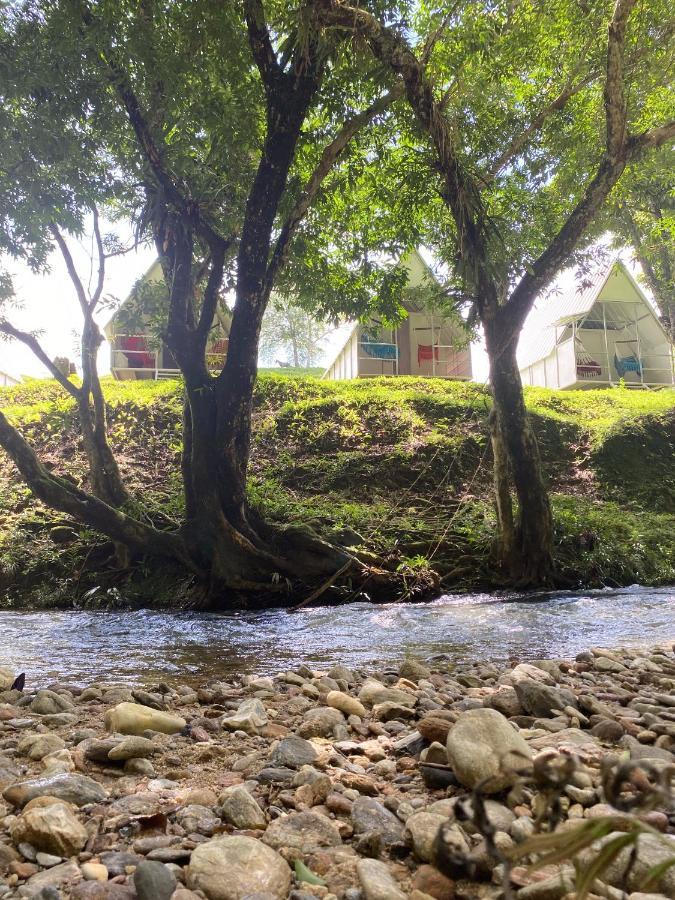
[259,299,332,368]
[608,147,675,337]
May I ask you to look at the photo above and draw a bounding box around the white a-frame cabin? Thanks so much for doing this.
[323,250,472,381]
[518,259,674,389]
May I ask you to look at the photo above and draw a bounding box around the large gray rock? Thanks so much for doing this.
[446,707,532,793]
[514,680,577,718]
[187,835,291,900]
[269,735,317,769]
[11,802,88,857]
[221,699,268,734]
[133,860,176,900]
[262,811,342,852]
[358,680,416,708]
[297,706,344,738]
[351,797,405,847]
[217,786,266,830]
[3,773,108,807]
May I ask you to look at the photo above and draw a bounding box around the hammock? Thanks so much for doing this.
[614,352,642,377]
[574,338,601,378]
[417,344,440,366]
[360,335,398,360]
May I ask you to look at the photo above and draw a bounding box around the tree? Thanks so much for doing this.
[315,0,675,584]
[0,0,413,605]
[610,149,675,341]
[0,211,129,509]
[259,300,331,368]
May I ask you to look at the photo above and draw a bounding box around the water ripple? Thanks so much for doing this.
[0,585,673,685]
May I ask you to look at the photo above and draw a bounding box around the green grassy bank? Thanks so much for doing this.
[1,375,674,607]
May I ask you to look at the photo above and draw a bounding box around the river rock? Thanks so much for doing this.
[351,796,405,847]
[108,736,158,761]
[31,690,74,715]
[445,708,531,792]
[262,811,342,852]
[326,690,366,718]
[11,802,88,856]
[269,735,317,769]
[0,841,20,866]
[509,663,556,686]
[358,680,416,708]
[3,773,108,807]
[484,686,524,718]
[21,859,82,897]
[104,703,186,736]
[217,786,266,830]
[373,701,416,722]
[581,832,675,894]
[405,812,452,863]
[133,860,176,900]
[399,659,432,681]
[513,680,577,718]
[187,835,291,899]
[357,858,407,900]
[297,706,344,738]
[417,715,454,743]
[0,668,15,691]
[221,699,268,734]
[20,734,67,761]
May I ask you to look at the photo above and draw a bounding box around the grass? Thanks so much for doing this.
[1,374,674,606]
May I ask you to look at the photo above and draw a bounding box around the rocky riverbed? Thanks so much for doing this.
[0,644,674,900]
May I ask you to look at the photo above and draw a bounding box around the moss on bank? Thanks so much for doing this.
[1,375,674,607]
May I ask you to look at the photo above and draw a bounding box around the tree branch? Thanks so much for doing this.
[197,245,226,340]
[0,322,81,399]
[0,409,190,563]
[486,70,599,183]
[500,0,646,337]
[265,83,404,291]
[76,0,232,255]
[243,0,281,88]
[605,0,636,159]
[50,224,90,317]
[91,205,105,309]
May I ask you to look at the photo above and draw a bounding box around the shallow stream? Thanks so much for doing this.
[0,585,673,686]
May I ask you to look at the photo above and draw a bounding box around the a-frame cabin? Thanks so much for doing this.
[323,250,472,381]
[518,259,674,389]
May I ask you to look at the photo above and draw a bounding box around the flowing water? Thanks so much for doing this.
[0,585,673,686]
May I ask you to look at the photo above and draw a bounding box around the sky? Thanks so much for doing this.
[0,228,648,386]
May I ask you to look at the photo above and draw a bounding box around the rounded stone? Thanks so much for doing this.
[187,835,291,900]
[446,707,532,793]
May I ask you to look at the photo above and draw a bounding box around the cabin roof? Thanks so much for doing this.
[517,258,663,371]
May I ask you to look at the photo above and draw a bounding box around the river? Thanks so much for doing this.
[0,585,673,686]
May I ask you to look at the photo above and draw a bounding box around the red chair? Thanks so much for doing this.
[119,336,155,369]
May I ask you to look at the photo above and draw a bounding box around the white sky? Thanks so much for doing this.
[1,228,156,379]
[1,228,646,386]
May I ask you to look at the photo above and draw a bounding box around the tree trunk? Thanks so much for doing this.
[485,327,554,584]
[79,322,129,508]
